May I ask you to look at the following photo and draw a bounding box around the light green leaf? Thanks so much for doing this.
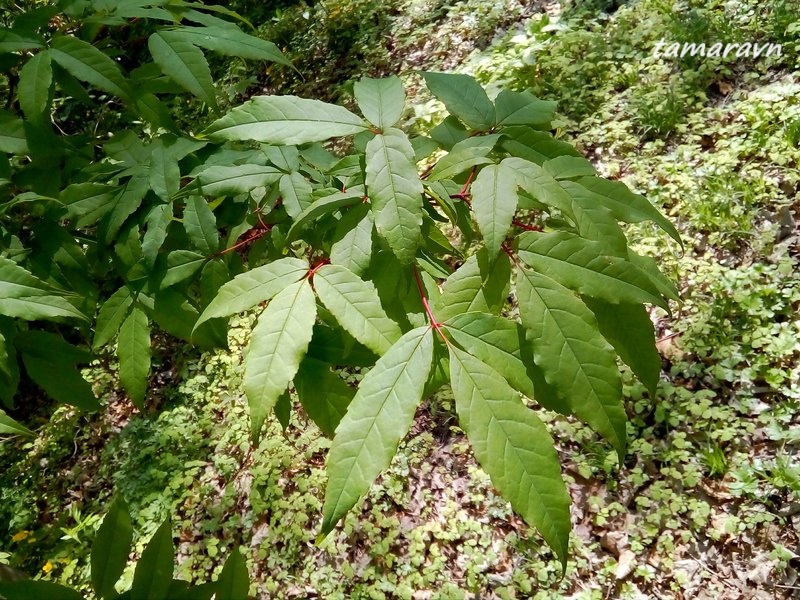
[18,50,52,122]
[448,346,570,564]
[149,140,180,201]
[91,496,133,600]
[141,204,173,266]
[494,89,556,127]
[627,251,680,302]
[51,35,129,100]
[215,549,249,600]
[575,176,682,247]
[294,357,354,438]
[0,410,33,437]
[194,257,308,332]
[0,257,87,322]
[518,231,667,309]
[427,134,501,181]
[183,195,219,254]
[169,26,292,67]
[93,286,133,350]
[471,162,518,259]
[117,307,150,409]
[131,519,174,600]
[322,326,433,533]
[584,298,660,397]
[279,171,312,218]
[148,31,217,110]
[366,128,423,264]
[516,267,626,457]
[314,264,402,356]
[194,164,282,197]
[435,249,510,322]
[354,76,405,129]
[244,279,316,442]
[330,204,373,277]
[286,188,364,242]
[203,96,367,145]
[544,156,596,179]
[422,72,495,131]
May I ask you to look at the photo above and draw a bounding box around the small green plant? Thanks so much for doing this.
[0,497,249,600]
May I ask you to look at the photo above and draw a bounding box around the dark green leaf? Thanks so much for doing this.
[435,249,510,322]
[131,519,174,600]
[51,35,129,100]
[18,50,52,122]
[422,72,495,131]
[294,357,354,438]
[322,327,433,533]
[148,31,217,110]
[92,496,133,600]
[494,90,556,127]
[215,549,249,600]
[117,307,150,409]
[0,257,87,322]
[183,196,219,254]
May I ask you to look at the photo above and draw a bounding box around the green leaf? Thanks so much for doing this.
[194,164,282,197]
[575,176,682,247]
[516,267,626,457]
[354,76,405,130]
[161,250,206,288]
[148,31,217,110]
[500,157,574,217]
[92,496,133,600]
[584,298,660,397]
[93,286,133,350]
[0,328,19,406]
[169,26,292,67]
[0,581,84,600]
[0,29,43,53]
[203,96,367,145]
[518,231,667,309]
[443,312,535,399]
[244,279,316,442]
[0,257,87,322]
[0,409,33,437]
[117,307,150,409]
[17,331,99,411]
[183,196,219,254]
[427,134,500,181]
[494,89,556,127]
[274,390,291,430]
[279,171,312,218]
[544,156,596,179]
[627,251,680,302]
[0,113,29,155]
[215,549,249,600]
[286,188,364,243]
[500,126,582,164]
[194,257,308,332]
[422,72,495,131]
[131,519,174,600]
[322,326,433,533]
[314,264,402,356]
[294,357,354,438]
[51,35,129,100]
[471,162,518,259]
[330,204,374,277]
[560,180,628,256]
[448,346,570,565]
[149,140,180,202]
[61,183,117,228]
[366,128,423,264]
[18,50,52,122]
[434,249,510,322]
[142,204,173,267]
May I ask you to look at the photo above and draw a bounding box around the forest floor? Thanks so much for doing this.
[1,0,799,598]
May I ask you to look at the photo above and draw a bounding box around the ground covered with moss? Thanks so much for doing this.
[1,0,799,598]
